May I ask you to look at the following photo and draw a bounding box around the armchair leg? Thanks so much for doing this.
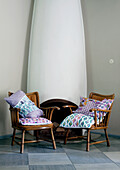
[86,129,90,151]
[20,130,25,154]
[11,128,16,146]
[36,130,39,141]
[51,128,56,149]
[64,129,70,145]
[104,129,110,147]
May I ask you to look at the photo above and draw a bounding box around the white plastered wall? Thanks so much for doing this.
[0,0,33,136]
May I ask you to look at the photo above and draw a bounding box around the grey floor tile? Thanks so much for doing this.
[104,152,120,163]
[0,153,28,166]
[0,136,120,169]
[25,142,64,153]
[0,145,20,154]
[29,153,72,165]
[62,142,101,152]
[109,137,120,145]
[29,165,76,170]
[96,143,120,152]
[0,166,29,170]
[116,163,120,168]
[74,163,120,170]
[67,151,112,164]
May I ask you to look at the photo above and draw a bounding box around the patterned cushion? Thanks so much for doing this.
[60,98,114,129]
[101,99,114,109]
[89,99,114,118]
[89,110,105,118]
[5,90,25,107]
[19,117,52,125]
[80,96,101,106]
[73,101,96,116]
[60,113,95,128]
[80,96,113,108]
[5,90,43,118]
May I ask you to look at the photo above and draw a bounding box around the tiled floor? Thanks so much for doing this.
[0,133,120,170]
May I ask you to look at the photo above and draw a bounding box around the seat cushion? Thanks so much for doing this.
[5,90,43,118]
[19,117,52,125]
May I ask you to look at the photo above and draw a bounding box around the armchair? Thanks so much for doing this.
[60,92,115,151]
[7,91,60,153]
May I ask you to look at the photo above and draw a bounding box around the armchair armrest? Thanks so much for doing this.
[40,106,60,110]
[40,106,60,121]
[62,105,78,114]
[9,107,20,125]
[62,105,78,109]
[9,108,21,112]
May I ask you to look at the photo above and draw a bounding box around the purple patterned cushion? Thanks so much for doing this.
[78,97,114,119]
[80,96,114,107]
[4,90,43,118]
[89,99,114,118]
[97,103,108,110]
[73,101,96,116]
[80,96,101,106]
[101,99,114,109]
[19,117,52,125]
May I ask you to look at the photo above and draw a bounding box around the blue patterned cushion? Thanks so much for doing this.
[5,90,43,118]
[60,113,95,128]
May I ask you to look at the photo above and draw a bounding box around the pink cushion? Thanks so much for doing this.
[19,117,52,125]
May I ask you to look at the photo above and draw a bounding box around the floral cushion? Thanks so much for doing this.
[19,117,52,125]
[60,113,95,128]
[5,90,43,118]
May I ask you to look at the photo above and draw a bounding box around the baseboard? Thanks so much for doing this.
[91,131,120,138]
[0,134,12,139]
[0,133,21,140]
[0,131,120,140]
